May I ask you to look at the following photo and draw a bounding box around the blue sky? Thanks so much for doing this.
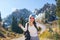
[0,0,56,18]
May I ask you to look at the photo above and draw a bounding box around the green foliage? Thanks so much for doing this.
[0,30,6,34]
[45,10,50,19]
[53,32,60,40]
[11,16,23,34]
[48,27,53,32]
[0,32,6,38]
[19,17,26,27]
[17,17,27,34]
[0,13,2,22]
[56,0,60,28]
[0,30,6,38]
[56,0,60,16]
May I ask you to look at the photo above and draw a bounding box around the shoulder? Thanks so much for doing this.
[35,22,41,27]
[36,22,45,26]
[25,22,29,25]
[36,22,40,25]
[36,22,46,28]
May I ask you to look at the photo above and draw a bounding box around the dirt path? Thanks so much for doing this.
[11,36,25,40]
[11,37,53,40]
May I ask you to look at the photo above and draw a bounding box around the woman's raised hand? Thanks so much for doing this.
[19,24,23,27]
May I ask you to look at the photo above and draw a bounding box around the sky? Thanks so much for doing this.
[0,0,56,19]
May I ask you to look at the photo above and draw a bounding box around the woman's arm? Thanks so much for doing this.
[40,24,46,34]
[19,23,27,32]
[36,22,46,34]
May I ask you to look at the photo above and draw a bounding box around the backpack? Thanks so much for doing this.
[24,23,31,40]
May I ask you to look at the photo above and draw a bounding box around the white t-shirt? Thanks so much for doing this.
[21,22,46,37]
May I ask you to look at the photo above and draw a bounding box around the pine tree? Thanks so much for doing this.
[0,12,2,27]
[19,17,26,27]
[0,12,6,38]
[11,16,23,34]
[45,9,50,23]
[18,17,26,33]
[56,0,60,28]
[53,0,60,40]
[0,12,2,22]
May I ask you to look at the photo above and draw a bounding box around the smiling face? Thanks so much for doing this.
[29,16,35,23]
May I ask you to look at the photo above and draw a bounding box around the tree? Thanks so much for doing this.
[45,9,50,23]
[19,17,26,27]
[18,17,26,33]
[11,16,23,34]
[0,32,6,38]
[56,0,60,28]
[0,12,2,22]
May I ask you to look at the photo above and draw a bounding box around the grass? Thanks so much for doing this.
[0,28,60,40]
[0,20,60,40]
[38,27,60,40]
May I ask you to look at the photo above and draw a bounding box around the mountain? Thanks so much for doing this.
[3,8,32,27]
[3,3,57,27]
[34,3,57,23]
[34,3,56,15]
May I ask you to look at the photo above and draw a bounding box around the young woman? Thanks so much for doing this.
[19,14,46,40]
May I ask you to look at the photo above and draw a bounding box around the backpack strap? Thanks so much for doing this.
[27,22,39,31]
[27,23,29,31]
[34,23,39,31]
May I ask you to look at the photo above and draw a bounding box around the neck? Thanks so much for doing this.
[29,21,33,26]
